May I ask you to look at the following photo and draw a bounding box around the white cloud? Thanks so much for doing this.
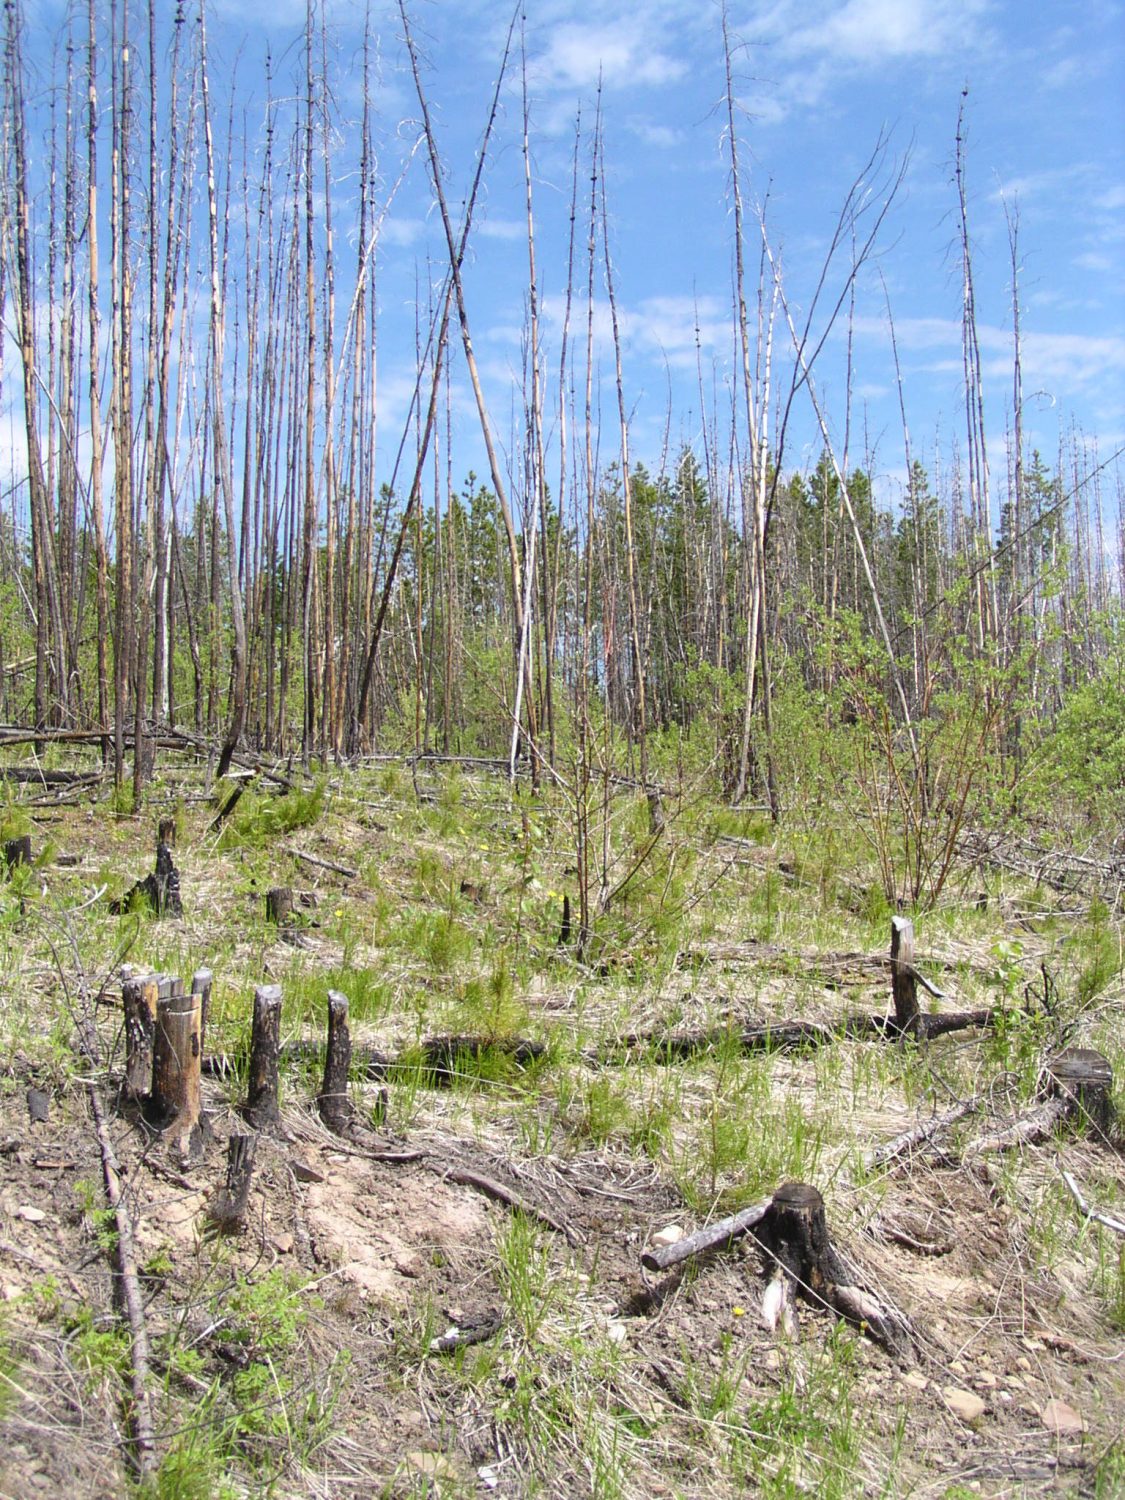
[730,0,992,122]
[851,312,1125,393]
[775,0,990,63]
[530,19,686,93]
[380,216,427,249]
[628,121,685,149]
[477,218,527,242]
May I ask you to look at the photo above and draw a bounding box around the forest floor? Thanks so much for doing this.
[0,752,1121,1498]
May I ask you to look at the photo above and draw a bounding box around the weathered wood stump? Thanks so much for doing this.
[1044,1048,1116,1137]
[318,990,355,1135]
[146,992,205,1157]
[265,887,293,926]
[244,984,283,1130]
[207,1133,258,1231]
[967,1048,1116,1157]
[4,835,31,873]
[123,975,160,1101]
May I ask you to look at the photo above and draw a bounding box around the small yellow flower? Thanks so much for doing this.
[732,1306,745,1318]
[334,907,344,918]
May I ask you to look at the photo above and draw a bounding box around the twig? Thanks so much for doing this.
[865,1096,984,1170]
[1060,1168,1125,1237]
[289,847,358,879]
[438,1164,582,1246]
[85,1080,157,1479]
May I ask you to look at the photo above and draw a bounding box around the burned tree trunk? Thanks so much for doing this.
[244,984,283,1130]
[146,992,205,1157]
[318,989,354,1135]
[122,975,159,1101]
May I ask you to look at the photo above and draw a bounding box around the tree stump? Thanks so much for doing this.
[318,989,355,1135]
[244,984,283,1130]
[207,1133,258,1231]
[1044,1048,1116,1137]
[153,839,182,916]
[146,992,205,1157]
[266,887,293,926]
[4,835,31,873]
[758,1182,845,1301]
[755,1182,913,1359]
[123,976,160,1101]
[890,916,920,1038]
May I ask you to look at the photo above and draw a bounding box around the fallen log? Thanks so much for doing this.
[964,1048,1116,1158]
[865,1096,984,1171]
[641,1197,773,1272]
[85,1079,158,1480]
[438,1164,581,1246]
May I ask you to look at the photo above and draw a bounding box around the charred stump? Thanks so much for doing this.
[122,976,160,1101]
[4,835,31,873]
[754,1184,914,1359]
[110,828,183,916]
[318,989,355,1135]
[244,984,283,1130]
[1044,1048,1116,1138]
[265,887,293,926]
[207,1132,258,1231]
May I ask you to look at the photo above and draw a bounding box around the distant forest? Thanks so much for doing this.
[1,0,1121,830]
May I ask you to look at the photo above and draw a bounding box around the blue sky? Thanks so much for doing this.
[13,0,1125,520]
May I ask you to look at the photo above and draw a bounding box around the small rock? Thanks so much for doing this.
[944,1387,988,1425]
[607,1321,628,1345]
[394,1251,423,1278]
[651,1224,685,1248]
[949,1359,968,1376]
[15,1206,46,1223]
[405,1452,456,1479]
[271,1233,294,1255]
[291,1159,326,1184]
[901,1369,928,1391]
[1039,1399,1085,1437]
[2,1283,22,1302]
[974,1371,997,1389]
[1016,1356,1032,1372]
